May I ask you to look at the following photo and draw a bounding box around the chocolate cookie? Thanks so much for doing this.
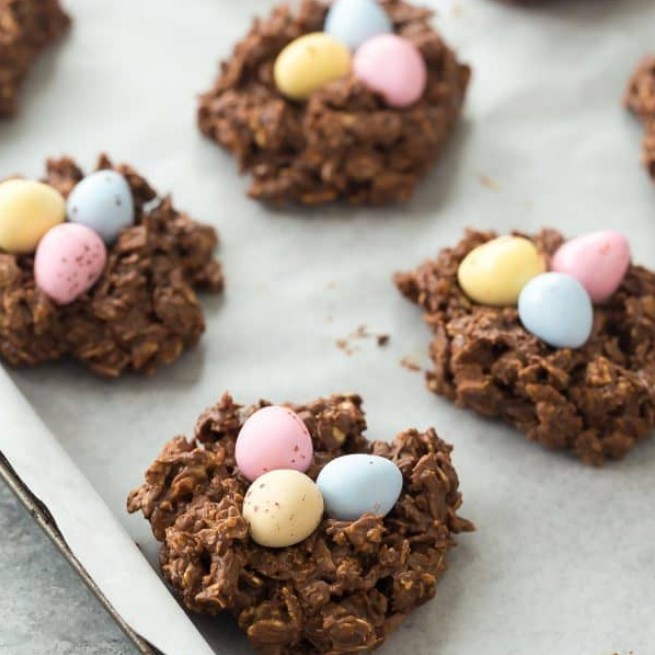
[128,392,472,655]
[395,230,655,465]
[0,155,223,377]
[625,56,655,183]
[0,0,70,117]
[198,0,469,206]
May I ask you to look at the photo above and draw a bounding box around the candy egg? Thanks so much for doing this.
[242,470,324,548]
[0,179,65,254]
[458,236,546,306]
[353,34,427,108]
[316,454,403,521]
[273,33,351,100]
[34,223,107,305]
[236,406,313,482]
[551,231,631,303]
[518,272,593,349]
[67,170,135,244]
[324,0,392,51]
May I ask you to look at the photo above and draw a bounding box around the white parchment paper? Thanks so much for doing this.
[2,0,655,653]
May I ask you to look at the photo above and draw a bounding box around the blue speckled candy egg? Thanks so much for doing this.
[324,0,392,51]
[67,170,135,244]
[518,272,593,349]
[316,454,403,521]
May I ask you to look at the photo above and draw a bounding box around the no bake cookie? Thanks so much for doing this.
[0,0,70,117]
[0,155,223,377]
[625,56,655,183]
[128,392,472,655]
[395,229,655,465]
[198,0,469,206]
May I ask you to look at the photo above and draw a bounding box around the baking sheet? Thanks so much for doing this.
[1,0,655,653]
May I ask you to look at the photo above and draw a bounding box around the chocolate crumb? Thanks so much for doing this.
[478,174,500,191]
[400,356,422,372]
[335,338,354,356]
[336,324,389,355]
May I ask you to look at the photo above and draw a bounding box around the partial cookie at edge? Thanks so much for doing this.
[0,155,223,377]
[0,0,70,117]
[625,56,655,183]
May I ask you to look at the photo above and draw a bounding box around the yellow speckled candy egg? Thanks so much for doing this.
[458,235,546,306]
[0,179,66,254]
[242,469,324,548]
[274,33,351,100]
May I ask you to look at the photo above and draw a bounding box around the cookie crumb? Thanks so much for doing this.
[400,356,422,372]
[336,324,389,355]
[478,174,500,191]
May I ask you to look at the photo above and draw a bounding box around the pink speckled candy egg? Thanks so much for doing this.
[235,406,314,482]
[551,231,631,303]
[34,223,107,305]
[353,33,427,108]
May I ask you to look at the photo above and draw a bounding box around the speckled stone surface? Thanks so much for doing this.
[0,482,136,655]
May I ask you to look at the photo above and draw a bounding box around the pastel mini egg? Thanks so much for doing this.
[235,406,313,482]
[274,33,351,100]
[34,223,107,305]
[316,454,403,521]
[67,170,135,244]
[551,231,631,303]
[518,272,593,349]
[324,0,392,51]
[242,469,324,548]
[0,179,65,254]
[458,236,546,307]
[353,34,427,108]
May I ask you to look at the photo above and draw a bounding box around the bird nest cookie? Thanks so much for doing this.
[0,0,70,117]
[128,392,472,655]
[0,155,223,377]
[197,0,470,206]
[395,229,655,465]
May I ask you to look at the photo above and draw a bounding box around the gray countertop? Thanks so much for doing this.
[0,482,135,655]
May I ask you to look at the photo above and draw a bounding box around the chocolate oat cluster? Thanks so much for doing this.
[0,155,223,377]
[198,0,469,206]
[625,56,655,183]
[396,229,655,465]
[128,392,472,655]
[0,0,70,117]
